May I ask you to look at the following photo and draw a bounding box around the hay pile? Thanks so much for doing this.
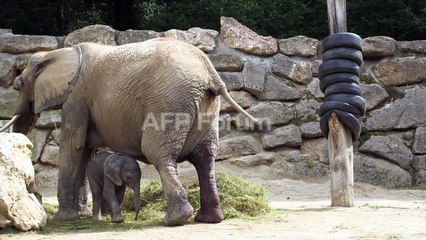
[122,173,271,220]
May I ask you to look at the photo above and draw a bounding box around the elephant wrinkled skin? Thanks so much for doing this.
[1,38,260,226]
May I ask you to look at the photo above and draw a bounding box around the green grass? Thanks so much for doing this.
[7,173,272,235]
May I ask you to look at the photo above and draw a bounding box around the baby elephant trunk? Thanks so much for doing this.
[133,183,141,220]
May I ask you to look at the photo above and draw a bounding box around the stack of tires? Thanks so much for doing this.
[318,32,366,141]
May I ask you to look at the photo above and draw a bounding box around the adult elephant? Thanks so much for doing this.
[0,38,261,226]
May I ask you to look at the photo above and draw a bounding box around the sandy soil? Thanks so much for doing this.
[4,161,426,240]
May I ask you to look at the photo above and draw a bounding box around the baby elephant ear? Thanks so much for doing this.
[33,46,81,114]
[104,155,123,186]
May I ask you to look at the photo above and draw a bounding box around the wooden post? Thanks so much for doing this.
[326,0,354,207]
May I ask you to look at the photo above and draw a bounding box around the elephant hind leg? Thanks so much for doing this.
[142,128,194,226]
[188,133,224,223]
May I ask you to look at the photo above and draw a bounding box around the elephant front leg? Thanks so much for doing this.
[103,181,124,223]
[54,102,90,221]
[189,139,224,223]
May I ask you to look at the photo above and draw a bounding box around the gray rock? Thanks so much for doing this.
[271,159,329,178]
[208,53,244,72]
[272,54,312,85]
[300,138,328,163]
[415,169,426,185]
[311,60,322,77]
[242,62,265,95]
[306,78,324,99]
[117,30,162,44]
[220,91,255,112]
[51,128,62,144]
[220,17,278,56]
[218,113,232,137]
[64,25,116,47]
[278,35,319,57]
[0,53,17,87]
[261,124,302,149]
[360,83,389,110]
[0,133,47,230]
[413,155,426,171]
[34,163,59,190]
[354,154,412,188]
[28,128,50,163]
[233,101,293,130]
[15,53,32,71]
[293,99,322,123]
[219,72,244,91]
[365,87,426,131]
[300,122,323,138]
[36,110,62,128]
[413,127,426,154]
[372,57,426,86]
[359,135,413,170]
[0,29,12,35]
[228,152,276,167]
[0,34,58,54]
[0,86,19,118]
[278,150,301,162]
[257,75,302,101]
[217,135,261,160]
[40,143,60,167]
[164,27,218,52]
[398,40,426,54]
[362,36,396,57]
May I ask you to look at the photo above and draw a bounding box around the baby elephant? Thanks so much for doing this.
[87,151,141,223]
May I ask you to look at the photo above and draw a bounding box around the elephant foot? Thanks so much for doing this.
[111,214,124,223]
[53,207,79,221]
[164,201,194,226]
[78,205,92,218]
[195,207,224,223]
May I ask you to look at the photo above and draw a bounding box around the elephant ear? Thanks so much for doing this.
[104,155,123,186]
[33,46,81,114]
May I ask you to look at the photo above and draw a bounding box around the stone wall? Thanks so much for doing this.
[0,17,425,188]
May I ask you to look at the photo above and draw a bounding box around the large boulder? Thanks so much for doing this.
[365,86,426,131]
[354,154,412,188]
[362,36,396,57]
[220,91,255,112]
[261,124,302,149]
[64,25,116,47]
[413,127,426,154]
[217,135,262,160]
[116,30,162,45]
[208,53,244,72]
[0,53,17,87]
[0,34,58,54]
[272,54,312,85]
[164,27,218,52]
[219,72,244,91]
[0,86,19,119]
[398,40,426,54]
[257,75,302,101]
[360,83,389,110]
[359,135,413,170]
[220,17,278,56]
[372,57,426,86]
[278,35,319,57]
[0,133,47,230]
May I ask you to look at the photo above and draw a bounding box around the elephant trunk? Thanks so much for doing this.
[133,183,141,220]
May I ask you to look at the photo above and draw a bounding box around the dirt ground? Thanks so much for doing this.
[4,161,426,240]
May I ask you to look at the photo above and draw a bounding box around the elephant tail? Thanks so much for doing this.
[212,79,268,130]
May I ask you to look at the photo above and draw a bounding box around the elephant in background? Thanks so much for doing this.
[0,38,261,226]
[87,151,141,223]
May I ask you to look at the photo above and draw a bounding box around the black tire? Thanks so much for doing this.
[320,110,362,141]
[322,47,363,65]
[319,73,359,93]
[319,101,363,117]
[322,32,362,52]
[319,59,360,79]
[324,82,361,96]
[325,94,366,115]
